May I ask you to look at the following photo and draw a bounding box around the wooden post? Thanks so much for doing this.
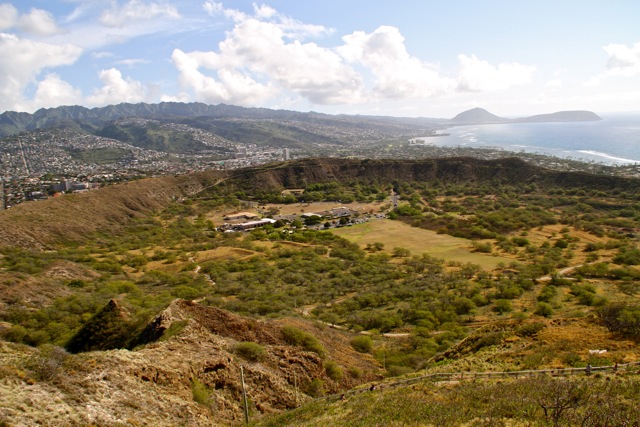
[241,366,249,425]
[294,372,298,407]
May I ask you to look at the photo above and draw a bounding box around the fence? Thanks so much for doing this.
[321,360,640,402]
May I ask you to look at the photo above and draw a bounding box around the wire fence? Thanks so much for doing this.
[320,360,640,402]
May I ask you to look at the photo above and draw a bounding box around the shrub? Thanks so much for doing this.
[512,237,530,247]
[305,378,324,397]
[471,332,505,351]
[385,365,413,377]
[598,302,640,339]
[347,366,363,378]
[613,247,640,265]
[281,326,326,357]
[563,352,582,367]
[493,299,513,314]
[537,285,557,303]
[515,322,545,337]
[233,341,267,362]
[535,302,554,318]
[350,336,373,353]
[453,297,476,315]
[191,378,211,405]
[324,360,343,381]
[159,320,189,342]
[554,239,569,249]
[25,344,70,382]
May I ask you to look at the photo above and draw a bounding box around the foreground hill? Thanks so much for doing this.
[0,299,380,426]
[257,369,640,426]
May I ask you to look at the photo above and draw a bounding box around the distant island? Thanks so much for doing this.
[449,107,602,125]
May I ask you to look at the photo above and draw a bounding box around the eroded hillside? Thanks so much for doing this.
[0,299,380,426]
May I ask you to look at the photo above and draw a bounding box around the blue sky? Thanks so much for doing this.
[1,1,639,117]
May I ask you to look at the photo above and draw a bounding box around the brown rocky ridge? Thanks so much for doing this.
[0,298,380,426]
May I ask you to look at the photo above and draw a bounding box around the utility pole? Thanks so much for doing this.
[240,366,249,425]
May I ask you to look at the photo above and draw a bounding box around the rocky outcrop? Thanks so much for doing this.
[0,299,381,426]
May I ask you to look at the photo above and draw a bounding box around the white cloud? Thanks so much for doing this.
[0,33,82,111]
[0,3,18,30]
[545,78,563,88]
[177,5,536,109]
[19,8,62,36]
[91,51,114,59]
[173,6,362,106]
[100,0,180,28]
[604,41,640,70]
[339,26,456,98]
[203,1,245,22]
[0,4,61,35]
[31,73,83,109]
[253,3,277,19]
[171,48,274,105]
[587,41,640,86]
[87,68,149,106]
[456,54,535,92]
[116,58,150,67]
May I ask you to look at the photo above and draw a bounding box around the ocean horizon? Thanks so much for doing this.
[416,113,640,165]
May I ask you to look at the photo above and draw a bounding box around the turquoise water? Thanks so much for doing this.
[421,114,640,165]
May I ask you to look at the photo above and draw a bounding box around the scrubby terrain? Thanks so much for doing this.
[1,157,639,425]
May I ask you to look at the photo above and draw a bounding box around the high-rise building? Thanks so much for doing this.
[283,148,290,161]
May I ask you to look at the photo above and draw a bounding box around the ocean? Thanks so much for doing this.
[417,113,640,165]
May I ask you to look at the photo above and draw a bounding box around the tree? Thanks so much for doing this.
[392,247,411,257]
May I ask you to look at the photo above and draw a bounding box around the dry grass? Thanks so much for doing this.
[332,219,512,270]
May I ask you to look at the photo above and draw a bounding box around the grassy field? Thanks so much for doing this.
[331,219,512,270]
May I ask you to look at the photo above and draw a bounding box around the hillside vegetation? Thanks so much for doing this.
[1,156,639,425]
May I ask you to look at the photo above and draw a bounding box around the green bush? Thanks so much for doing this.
[191,378,211,405]
[493,299,513,314]
[613,247,640,265]
[233,341,267,362]
[324,360,343,381]
[535,302,554,318]
[598,302,640,339]
[281,326,326,357]
[305,378,324,397]
[347,366,363,378]
[350,336,373,353]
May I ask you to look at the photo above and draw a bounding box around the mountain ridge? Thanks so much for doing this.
[1,156,637,250]
[0,102,603,138]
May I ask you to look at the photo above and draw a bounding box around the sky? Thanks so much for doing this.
[1,1,639,118]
